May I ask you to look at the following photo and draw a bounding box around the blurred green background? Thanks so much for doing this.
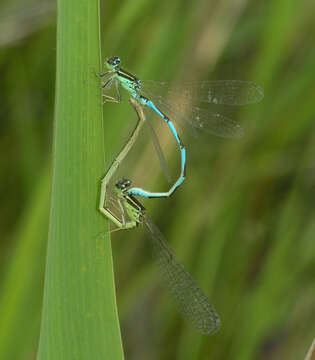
[1,0,315,359]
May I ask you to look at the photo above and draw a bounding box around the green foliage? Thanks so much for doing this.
[0,0,315,359]
[36,0,124,359]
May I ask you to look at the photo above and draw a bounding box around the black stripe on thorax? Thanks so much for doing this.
[126,194,145,211]
[117,67,139,82]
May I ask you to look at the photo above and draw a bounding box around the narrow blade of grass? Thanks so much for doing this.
[37,0,124,359]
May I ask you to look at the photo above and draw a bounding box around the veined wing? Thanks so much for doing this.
[142,80,264,106]
[143,214,221,335]
[106,195,123,220]
[143,90,244,139]
[186,106,244,138]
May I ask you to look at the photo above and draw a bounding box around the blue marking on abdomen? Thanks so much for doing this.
[168,121,181,144]
[127,97,186,198]
[147,100,166,119]
[181,147,186,173]
[128,188,151,198]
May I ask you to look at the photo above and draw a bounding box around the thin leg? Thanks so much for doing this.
[98,70,112,78]
[117,199,126,226]
[102,77,114,90]
[87,65,112,89]
[99,196,137,230]
[102,79,122,104]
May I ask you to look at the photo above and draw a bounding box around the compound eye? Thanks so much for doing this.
[115,178,131,190]
[107,56,120,66]
[121,179,131,188]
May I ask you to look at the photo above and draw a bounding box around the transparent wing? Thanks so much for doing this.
[143,91,244,138]
[187,106,244,138]
[143,214,221,335]
[145,119,172,183]
[106,195,121,215]
[95,195,123,239]
[142,80,264,106]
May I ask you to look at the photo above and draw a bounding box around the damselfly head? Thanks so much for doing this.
[106,56,121,70]
[115,178,131,191]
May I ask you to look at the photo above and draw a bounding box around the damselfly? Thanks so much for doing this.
[99,98,220,334]
[100,56,263,199]
[107,177,221,334]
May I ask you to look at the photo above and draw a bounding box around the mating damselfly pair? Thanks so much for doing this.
[98,56,263,334]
